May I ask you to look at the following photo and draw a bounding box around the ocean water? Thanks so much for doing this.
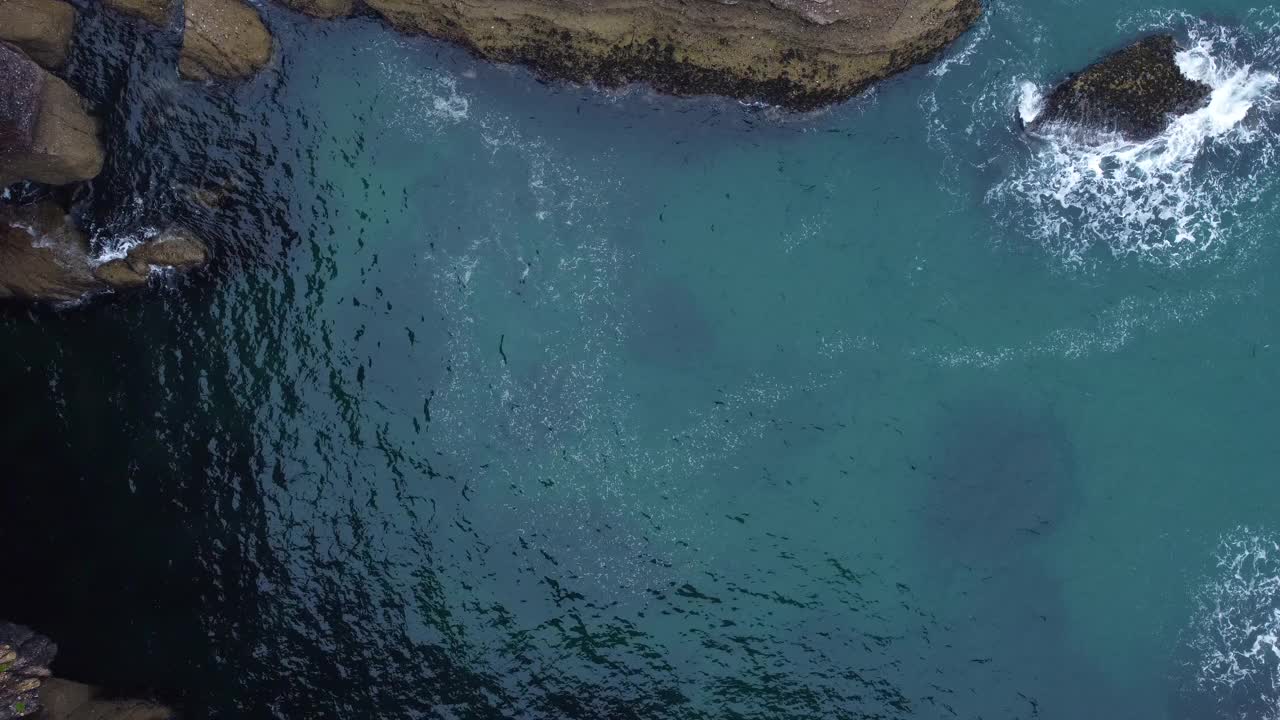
[3,1,1280,717]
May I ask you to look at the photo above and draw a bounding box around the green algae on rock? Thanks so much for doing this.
[283,0,982,110]
[1030,34,1212,140]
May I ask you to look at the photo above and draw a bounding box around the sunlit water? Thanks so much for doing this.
[3,1,1280,718]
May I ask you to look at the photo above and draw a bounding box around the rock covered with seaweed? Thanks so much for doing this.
[1028,34,1212,140]
[280,0,983,110]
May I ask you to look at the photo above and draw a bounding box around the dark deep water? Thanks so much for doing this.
[5,1,1280,718]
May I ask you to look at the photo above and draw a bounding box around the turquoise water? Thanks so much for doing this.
[4,1,1280,717]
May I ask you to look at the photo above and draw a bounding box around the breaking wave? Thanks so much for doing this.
[993,16,1279,269]
[1187,528,1280,719]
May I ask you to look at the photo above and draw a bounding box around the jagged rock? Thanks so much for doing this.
[0,0,76,70]
[1029,34,1212,140]
[278,0,353,19]
[38,679,171,720]
[0,622,55,719]
[179,0,273,80]
[360,0,981,110]
[103,0,174,26]
[0,42,104,187]
[0,201,101,301]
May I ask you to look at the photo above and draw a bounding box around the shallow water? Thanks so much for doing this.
[3,1,1280,718]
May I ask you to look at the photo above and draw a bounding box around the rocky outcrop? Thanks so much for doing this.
[93,225,210,287]
[1,623,171,720]
[0,0,76,70]
[329,0,981,110]
[0,42,104,187]
[1029,34,1211,140]
[0,202,211,301]
[279,0,353,19]
[0,622,54,719]
[103,0,174,26]
[179,0,273,80]
[0,201,101,301]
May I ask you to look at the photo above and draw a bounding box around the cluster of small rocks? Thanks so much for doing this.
[0,0,273,302]
[0,622,54,719]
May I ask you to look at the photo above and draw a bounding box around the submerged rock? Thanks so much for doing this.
[0,621,55,719]
[1029,34,1212,140]
[38,679,171,720]
[179,0,273,80]
[358,0,981,110]
[0,0,76,70]
[103,0,175,26]
[0,42,104,187]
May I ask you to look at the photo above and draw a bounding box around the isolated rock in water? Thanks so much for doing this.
[1029,34,1212,140]
[94,226,209,289]
[0,0,76,70]
[0,621,56,719]
[360,0,981,110]
[278,0,353,19]
[127,225,209,269]
[179,0,273,80]
[103,0,175,26]
[0,201,101,301]
[0,42,104,187]
[38,679,172,720]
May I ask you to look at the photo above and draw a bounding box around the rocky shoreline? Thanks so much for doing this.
[0,0,984,303]
[1,621,170,719]
[339,0,984,110]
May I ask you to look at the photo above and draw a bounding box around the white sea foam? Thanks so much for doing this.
[376,46,470,142]
[1187,528,1280,719]
[1017,80,1043,124]
[992,21,1279,269]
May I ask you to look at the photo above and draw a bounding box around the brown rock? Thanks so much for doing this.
[39,679,172,720]
[361,0,982,109]
[126,225,209,269]
[0,0,76,70]
[103,0,174,26]
[278,0,353,19]
[0,42,104,186]
[92,257,149,287]
[0,201,101,301]
[179,0,273,80]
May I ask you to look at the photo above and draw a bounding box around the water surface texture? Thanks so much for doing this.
[4,1,1280,718]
